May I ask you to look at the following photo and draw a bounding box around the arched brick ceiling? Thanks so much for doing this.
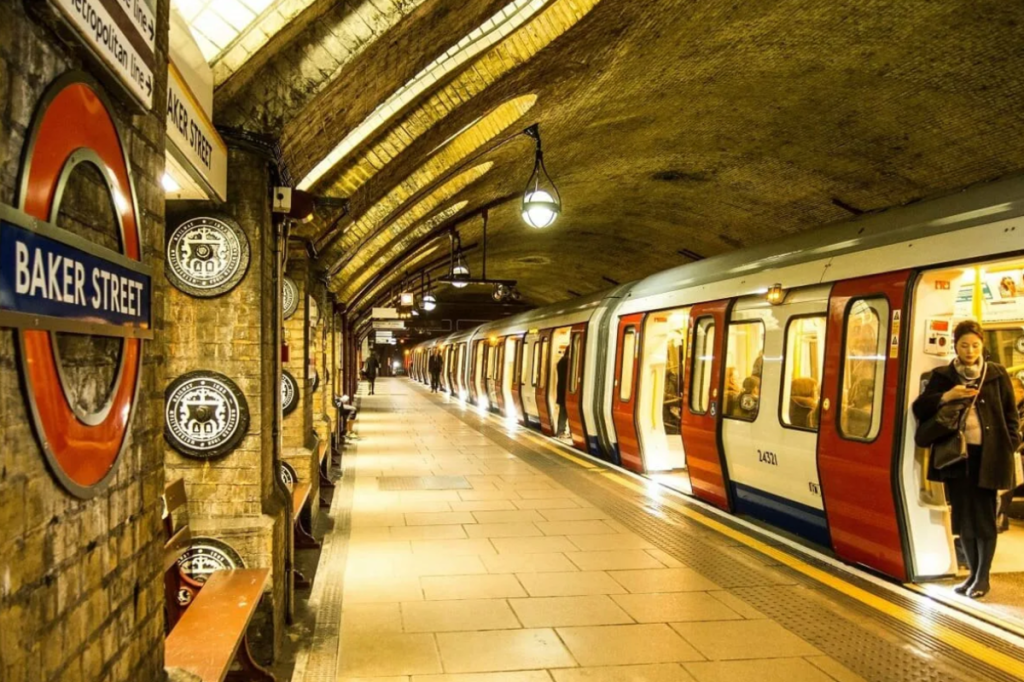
[214,0,1024,312]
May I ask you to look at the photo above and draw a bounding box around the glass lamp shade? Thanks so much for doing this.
[522,189,559,228]
[421,293,437,311]
[451,263,470,288]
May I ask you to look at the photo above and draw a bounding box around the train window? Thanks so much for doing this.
[619,326,637,401]
[689,317,715,414]
[839,298,888,441]
[780,316,826,431]
[531,342,541,386]
[569,332,583,393]
[539,338,550,388]
[723,320,765,421]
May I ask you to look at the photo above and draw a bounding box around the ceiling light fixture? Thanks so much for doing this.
[521,124,561,229]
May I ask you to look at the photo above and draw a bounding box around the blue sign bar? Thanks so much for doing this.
[0,216,151,333]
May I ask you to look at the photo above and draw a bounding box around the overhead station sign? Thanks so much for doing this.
[167,62,228,201]
[47,0,157,110]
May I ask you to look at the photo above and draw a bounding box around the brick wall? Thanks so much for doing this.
[0,1,170,680]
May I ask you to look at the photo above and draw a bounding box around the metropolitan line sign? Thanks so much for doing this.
[47,0,157,110]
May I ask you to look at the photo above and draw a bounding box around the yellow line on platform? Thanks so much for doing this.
[504,417,1024,679]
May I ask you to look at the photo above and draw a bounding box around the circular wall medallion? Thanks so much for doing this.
[177,537,245,584]
[279,461,297,492]
[165,371,250,459]
[166,215,250,297]
[282,369,299,416]
[1015,335,1024,355]
[283,277,299,319]
[15,73,145,498]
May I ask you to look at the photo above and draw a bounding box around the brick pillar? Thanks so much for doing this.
[282,253,321,525]
[164,145,288,659]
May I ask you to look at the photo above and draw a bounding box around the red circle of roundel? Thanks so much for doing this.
[17,73,143,498]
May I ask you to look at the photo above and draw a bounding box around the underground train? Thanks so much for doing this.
[407,175,1024,585]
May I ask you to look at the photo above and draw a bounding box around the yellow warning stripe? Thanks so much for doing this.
[504,420,1024,678]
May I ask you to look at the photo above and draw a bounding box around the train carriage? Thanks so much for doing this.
[410,174,1024,588]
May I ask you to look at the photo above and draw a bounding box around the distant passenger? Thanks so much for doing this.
[556,348,569,440]
[734,376,760,420]
[365,352,380,396]
[429,352,442,393]
[914,319,1019,599]
[789,377,820,429]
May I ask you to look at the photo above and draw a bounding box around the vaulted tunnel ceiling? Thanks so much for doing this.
[204,0,1024,315]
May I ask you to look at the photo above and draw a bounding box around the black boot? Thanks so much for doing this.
[968,537,997,599]
[954,536,978,595]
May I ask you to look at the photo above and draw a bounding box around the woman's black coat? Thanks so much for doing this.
[912,362,1020,489]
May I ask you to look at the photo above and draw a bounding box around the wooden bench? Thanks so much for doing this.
[163,479,276,682]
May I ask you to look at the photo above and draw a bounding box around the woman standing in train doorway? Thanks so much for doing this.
[914,320,1020,599]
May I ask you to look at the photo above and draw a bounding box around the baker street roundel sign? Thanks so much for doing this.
[166,215,250,297]
[1,73,153,499]
[165,371,250,459]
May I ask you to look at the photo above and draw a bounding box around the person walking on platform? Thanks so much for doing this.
[556,347,570,441]
[365,352,381,395]
[914,320,1020,599]
[429,352,442,393]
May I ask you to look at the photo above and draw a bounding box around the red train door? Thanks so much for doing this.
[612,314,644,473]
[535,329,554,434]
[510,337,525,423]
[681,300,732,511]
[494,338,506,414]
[565,323,588,452]
[817,271,910,581]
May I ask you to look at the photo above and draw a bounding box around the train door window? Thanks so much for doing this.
[539,338,551,389]
[619,326,637,401]
[531,341,541,386]
[569,332,583,393]
[723,321,765,421]
[514,339,523,386]
[689,317,715,414]
[780,316,827,430]
[839,298,888,441]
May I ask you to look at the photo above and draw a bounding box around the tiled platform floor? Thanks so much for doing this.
[334,379,868,682]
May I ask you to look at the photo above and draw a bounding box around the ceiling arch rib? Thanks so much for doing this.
[297,0,551,191]
[330,163,494,295]
[341,200,469,299]
[304,0,602,201]
[319,94,536,272]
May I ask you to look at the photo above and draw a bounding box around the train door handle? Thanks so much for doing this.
[822,398,831,412]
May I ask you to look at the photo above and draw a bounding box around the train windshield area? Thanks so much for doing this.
[903,257,1024,627]
[639,308,691,492]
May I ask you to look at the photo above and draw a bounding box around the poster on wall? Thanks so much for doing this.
[0,73,152,498]
[954,270,1024,323]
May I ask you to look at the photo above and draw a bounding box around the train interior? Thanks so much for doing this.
[485,339,501,410]
[502,337,519,422]
[519,335,537,426]
[638,308,692,494]
[547,327,573,439]
[904,258,1024,627]
[473,340,488,407]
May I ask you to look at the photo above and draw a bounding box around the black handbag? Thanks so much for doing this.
[929,365,986,470]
